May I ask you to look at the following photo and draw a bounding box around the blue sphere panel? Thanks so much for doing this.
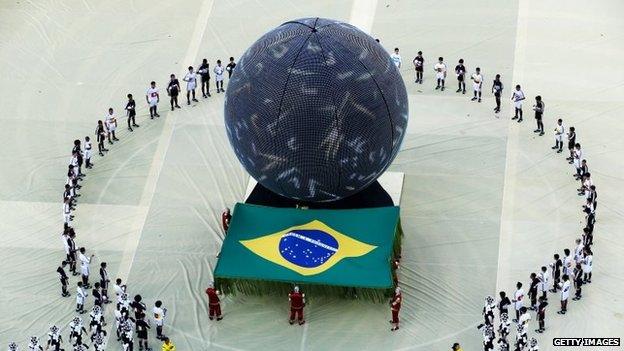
[225,17,408,202]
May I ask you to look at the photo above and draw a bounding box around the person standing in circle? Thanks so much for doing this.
[183,66,198,105]
[198,58,211,98]
[390,48,402,69]
[455,59,466,94]
[214,60,225,93]
[146,81,160,119]
[226,57,236,78]
[492,74,504,114]
[434,57,447,91]
[413,51,424,84]
[511,85,525,122]
[167,74,181,111]
[126,93,139,131]
[470,67,483,102]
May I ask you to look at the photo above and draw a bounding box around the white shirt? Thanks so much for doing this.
[146,87,159,101]
[114,283,125,297]
[434,62,446,73]
[574,148,583,160]
[61,234,70,254]
[153,306,165,325]
[390,53,402,68]
[554,124,565,136]
[560,280,571,300]
[513,288,525,309]
[563,254,573,274]
[574,243,584,262]
[184,72,197,85]
[63,203,71,214]
[519,311,531,325]
[77,286,87,299]
[512,90,525,102]
[79,253,91,269]
[583,255,593,273]
[84,140,92,150]
[471,73,483,84]
[214,65,224,77]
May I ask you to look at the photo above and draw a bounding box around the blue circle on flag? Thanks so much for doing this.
[279,229,339,268]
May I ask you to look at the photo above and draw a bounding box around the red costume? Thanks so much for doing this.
[205,287,222,320]
[221,210,231,232]
[390,292,402,324]
[288,290,305,325]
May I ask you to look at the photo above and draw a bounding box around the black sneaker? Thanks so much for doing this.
[192,98,199,102]
[435,86,440,90]
[517,118,523,122]
[155,113,160,117]
[471,97,477,101]
[512,116,518,120]
[441,86,445,91]
[463,90,466,94]
[539,132,544,136]
[478,98,481,102]
[113,137,119,141]
[534,129,541,133]
[134,124,140,127]
[456,89,461,93]
[175,105,181,109]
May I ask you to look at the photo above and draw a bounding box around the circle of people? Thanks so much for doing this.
[389,48,596,351]
[7,47,597,351]
[7,56,239,351]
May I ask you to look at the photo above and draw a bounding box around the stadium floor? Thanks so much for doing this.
[1,0,623,350]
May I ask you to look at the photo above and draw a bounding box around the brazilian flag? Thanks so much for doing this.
[214,203,401,300]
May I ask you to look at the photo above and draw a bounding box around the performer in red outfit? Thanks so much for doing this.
[288,286,305,325]
[390,287,402,331]
[205,284,223,321]
[221,208,231,232]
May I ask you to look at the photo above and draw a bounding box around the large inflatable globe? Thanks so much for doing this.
[225,17,408,202]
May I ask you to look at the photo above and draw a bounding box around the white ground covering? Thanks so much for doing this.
[1,0,623,350]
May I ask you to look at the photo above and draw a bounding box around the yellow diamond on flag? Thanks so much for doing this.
[240,220,376,276]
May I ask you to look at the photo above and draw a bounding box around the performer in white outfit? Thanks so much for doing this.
[433,57,447,91]
[471,67,483,102]
[63,197,71,224]
[76,281,88,314]
[538,265,550,301]
[390,48,402,68]
[104,108,118,144]
[557,275,571,314]
[552,119,565,153]
[511,85,525,122]
[78,247,95,288]
[214,60,225,93]
[183,66,198,105]
[84,136,93,169]
[145,81,160,119]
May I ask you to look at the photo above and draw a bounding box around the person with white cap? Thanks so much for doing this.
[498,312,510,341]
[482,295,495,326]
[289,285,306,326]
[389,286,402,331]
[27,336,43,351]
[528,337,539,351]
[511,282,524,323]
[46,325,63,351]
